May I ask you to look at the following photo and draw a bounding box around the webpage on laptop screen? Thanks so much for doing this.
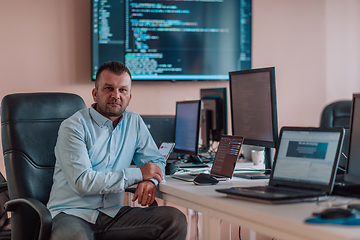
[273,131,340,184]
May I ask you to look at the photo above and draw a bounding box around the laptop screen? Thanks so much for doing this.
[272,129,343,185]
[210,135,244,178]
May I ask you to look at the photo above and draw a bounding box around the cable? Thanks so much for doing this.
[338,165,346,172]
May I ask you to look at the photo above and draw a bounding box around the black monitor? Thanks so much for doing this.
[344,94,360,184]
[141,115,175,148]
[200,88,227,151]
[91,0,252,81]
[173,100,202,163]
[229,67,279,179]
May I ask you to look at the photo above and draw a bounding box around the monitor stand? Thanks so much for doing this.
[177,155,209,168]
[187,155,203,164]
[332,173,360,198]
[234,147,273,179]
[332,182,360,198]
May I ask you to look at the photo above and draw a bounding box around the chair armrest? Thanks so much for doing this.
[0,182,8,193]
[125,187,136,194]
[4,198,52,240]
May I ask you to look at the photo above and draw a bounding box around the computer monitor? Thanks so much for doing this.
[200,88,227,151]
[344,94,360,184]
[229,67,279,179]
[141,115,175,148]
[91,0,252,81]
[173,100,202,163]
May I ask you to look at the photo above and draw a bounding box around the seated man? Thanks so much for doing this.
[47,61,187,240]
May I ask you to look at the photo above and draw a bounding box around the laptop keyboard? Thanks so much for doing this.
[236,186,293,194]
[234,186,320,196]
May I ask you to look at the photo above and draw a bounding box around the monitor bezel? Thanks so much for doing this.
[344,93,360,183]
[229,67,279,149]
[173,100,201,156]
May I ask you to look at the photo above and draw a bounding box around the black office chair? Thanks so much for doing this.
[319,100,352,129]
[0,172,11,240]
[320,100,352,176]
[1,92,158,240]
[1,92,87,240]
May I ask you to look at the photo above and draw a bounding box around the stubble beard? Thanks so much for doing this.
[105,103,124,117]
[97,101,126,118]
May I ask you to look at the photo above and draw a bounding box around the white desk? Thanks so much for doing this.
[158,175,360,240]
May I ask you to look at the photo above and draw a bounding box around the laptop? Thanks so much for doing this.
[171,135,244,182]
[216,127,345,204]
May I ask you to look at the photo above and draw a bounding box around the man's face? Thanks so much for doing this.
[92,70,132,121]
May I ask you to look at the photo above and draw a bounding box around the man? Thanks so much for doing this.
[47,61,187,240]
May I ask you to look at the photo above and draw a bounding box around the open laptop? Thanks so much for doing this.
[216,127,345,204]
[172,135,244,182]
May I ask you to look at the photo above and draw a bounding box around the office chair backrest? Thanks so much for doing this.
[320,100,352,173]
[1,93,87,205]
[0,172,10,237]
[320,100,352,129]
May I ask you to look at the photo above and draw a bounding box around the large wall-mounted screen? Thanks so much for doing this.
[92,0,252,81]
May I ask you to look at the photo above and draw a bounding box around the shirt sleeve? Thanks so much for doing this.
[55,119,142,195]
[132,115,166,185]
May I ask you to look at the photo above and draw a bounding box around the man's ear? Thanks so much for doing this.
[92,88,97,102]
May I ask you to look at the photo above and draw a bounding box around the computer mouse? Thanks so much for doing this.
[193,173,219,185]
[315,208,355,220]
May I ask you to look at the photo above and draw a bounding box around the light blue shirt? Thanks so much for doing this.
[47,106,165,223]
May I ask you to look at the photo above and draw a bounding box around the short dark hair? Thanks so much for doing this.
[95,61,132,88]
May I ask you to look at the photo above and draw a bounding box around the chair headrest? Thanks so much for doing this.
[1,92,87,122]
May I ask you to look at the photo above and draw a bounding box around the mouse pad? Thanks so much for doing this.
[305,216,360,225]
